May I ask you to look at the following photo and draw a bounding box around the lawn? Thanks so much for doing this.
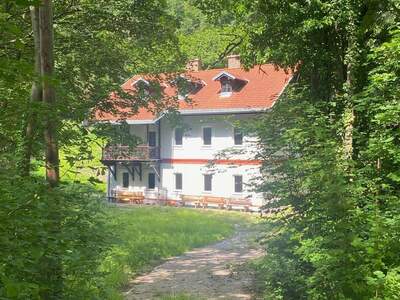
[100,206,253,299]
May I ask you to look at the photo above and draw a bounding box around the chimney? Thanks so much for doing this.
[186,58,202,72]
[227,54,241,69]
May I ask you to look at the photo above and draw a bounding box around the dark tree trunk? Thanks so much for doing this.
[39,1,62,299]
[20,5,42,177]
[40,0,59,187]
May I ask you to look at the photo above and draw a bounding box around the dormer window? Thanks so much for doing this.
[175,75,204,100]
[220,79,233,97]
[212,71,247,98]
[132,77,150,98]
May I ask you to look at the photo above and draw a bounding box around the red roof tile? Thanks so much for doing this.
[95,64,292,122]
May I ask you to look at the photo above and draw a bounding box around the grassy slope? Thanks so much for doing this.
[101,206,253,299]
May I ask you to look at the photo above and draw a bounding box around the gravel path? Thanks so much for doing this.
[124,226,263,300]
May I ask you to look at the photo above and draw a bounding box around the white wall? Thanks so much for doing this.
[161,162,263,206]
[160,114,259,160]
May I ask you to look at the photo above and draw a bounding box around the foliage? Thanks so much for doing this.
[167,0,237,68]
[196,0,400,299]
[0,173,111,299]
[0,0,186,298]
[0,177,246,300]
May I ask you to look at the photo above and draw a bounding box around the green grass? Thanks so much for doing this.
[101,206,253,299]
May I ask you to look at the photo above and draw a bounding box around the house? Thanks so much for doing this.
[95,55,292,209]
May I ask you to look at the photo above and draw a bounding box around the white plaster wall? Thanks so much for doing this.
[160,115,259,160]
[161,162,263,206]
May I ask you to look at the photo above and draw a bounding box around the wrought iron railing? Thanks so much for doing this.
[102,144,160,161]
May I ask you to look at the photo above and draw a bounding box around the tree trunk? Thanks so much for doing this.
[39,1,62,299]
[40,0,59,187]
[20,6,42,177]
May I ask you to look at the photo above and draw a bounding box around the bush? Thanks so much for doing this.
[0,172,112,299]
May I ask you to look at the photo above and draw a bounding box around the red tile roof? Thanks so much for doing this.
[94,64,292,122]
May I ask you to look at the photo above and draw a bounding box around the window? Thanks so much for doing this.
[221,80,233,93]
[175,128,183,145]
[234,175,243,193]
[122,172,129,188]
[148,173,156,189]
[136,81,150,98]
[203,127,212,145]
[204,174,212,192]
[148,131,156,147]
[175,173,182,190]
[234,128,243,145]
[176,76,191,100]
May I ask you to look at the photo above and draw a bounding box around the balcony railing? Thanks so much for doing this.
[102,144,160,161]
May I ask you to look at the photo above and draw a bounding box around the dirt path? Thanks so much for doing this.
[124,226,263,300]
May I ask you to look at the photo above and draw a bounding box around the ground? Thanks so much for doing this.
[124,225,263,300]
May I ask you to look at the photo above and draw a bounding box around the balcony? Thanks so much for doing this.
[101,144,160,162]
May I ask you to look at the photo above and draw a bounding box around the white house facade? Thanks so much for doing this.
[96,56,292,209]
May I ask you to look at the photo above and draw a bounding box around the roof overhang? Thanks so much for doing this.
[178,107,268,115]
[96,114,163,125]
[212,71,236,81]
[132,77,149,86]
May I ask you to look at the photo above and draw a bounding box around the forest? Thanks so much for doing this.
[1,0,399,299]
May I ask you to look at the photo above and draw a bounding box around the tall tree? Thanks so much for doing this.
[39,0,59,187]
[197,0,400,298]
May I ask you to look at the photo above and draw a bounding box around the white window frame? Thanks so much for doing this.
[220,79,233,97]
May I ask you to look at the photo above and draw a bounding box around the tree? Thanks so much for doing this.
[197,0,400,298]
[0,0,184,298]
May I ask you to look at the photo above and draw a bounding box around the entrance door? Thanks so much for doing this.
[148,131,156,147]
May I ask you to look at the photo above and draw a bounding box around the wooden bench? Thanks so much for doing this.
[203,196,225,209]
[116,190,144,204]
[226,198,252,211]
[180,195,203,207]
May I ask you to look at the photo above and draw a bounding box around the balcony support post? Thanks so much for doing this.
[107,163,117,181]
[133,162,142,181]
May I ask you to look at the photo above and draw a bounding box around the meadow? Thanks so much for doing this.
[99,206,251,299]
